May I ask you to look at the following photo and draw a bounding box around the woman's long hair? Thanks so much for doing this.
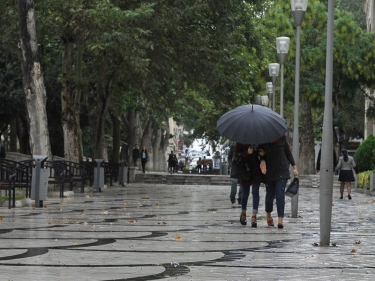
[342,149,348,162]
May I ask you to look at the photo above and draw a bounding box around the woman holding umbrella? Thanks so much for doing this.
[258,135,298,229]
[235,143,263,227]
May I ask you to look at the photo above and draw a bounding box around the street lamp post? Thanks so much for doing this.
[290,0,308,218]
[266,82,273,109]
[276,36,290,118]
[268,63,280,111]
[320,0,334,246]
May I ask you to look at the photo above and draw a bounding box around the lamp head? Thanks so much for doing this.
[291,0,308,11]
[268,63,280,77]
[276,37,290,54]
[266,82,273,94]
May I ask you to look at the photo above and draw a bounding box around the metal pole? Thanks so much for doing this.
[280,64,284,117]
[291,25,301,218]
[320,0,334,246]
[271,76,277,112]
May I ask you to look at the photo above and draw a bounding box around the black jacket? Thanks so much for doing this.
[259,136,295,182]
[234,143,262,185]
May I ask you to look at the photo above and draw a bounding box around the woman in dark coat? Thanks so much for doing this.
[258,135,298,229]
[235,143,263,227]
[140,146,149,173]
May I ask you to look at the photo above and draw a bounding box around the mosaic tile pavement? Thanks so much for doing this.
[0,183,374,281]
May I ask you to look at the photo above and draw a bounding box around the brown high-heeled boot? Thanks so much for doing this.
[251,213,257,228]
[240,211,247,225]
[266,212,274,227]
[277,217,284,229]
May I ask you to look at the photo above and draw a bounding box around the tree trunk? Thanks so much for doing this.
[152,128,164,171]
[141,118,153,170]
[93,79,112,160]
[9,118,18,152]
[111,112,120,163]
[300,97,315,174]
[128,109,141,164]
[18,0,51,159]
[61,40,81,162]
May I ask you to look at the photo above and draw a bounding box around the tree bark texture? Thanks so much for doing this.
[128,109,141,164]
[141,118,153,170]
[93,79,112,160]
[111,112,121,164]
[61,40,81,162]
[300,96,315,174]
[18,0,51,159]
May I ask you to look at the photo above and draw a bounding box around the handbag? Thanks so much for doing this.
[230,155,250,181]
[285,177,299,197]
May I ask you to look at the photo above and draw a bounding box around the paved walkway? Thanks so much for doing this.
[0,182,374,281]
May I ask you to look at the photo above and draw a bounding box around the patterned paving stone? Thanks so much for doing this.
[0,182,374,280]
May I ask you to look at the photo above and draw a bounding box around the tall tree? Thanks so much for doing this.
[18,0,51,159]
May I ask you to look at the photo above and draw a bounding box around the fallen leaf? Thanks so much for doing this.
[0,216,2,220]
[351,249,357,254]
[103,210,109,215]
[128,220,137,223]
[355,241,361,244]
[175,234,181,241]
[85,195,90,198]
[162,221,167,225]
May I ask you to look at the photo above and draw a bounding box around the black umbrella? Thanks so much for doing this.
[217,104,288,145]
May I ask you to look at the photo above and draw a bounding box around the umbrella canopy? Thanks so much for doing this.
[217,104,288,145]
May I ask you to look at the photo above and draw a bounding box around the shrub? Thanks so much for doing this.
[353,134,375,172]
[357,171,372,189]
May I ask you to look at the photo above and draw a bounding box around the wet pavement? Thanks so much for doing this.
[0,181,374,281]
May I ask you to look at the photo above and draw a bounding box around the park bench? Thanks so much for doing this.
[20,160,72,198]
[56,160,94,193]
[0,161,30,209]
[102,162,119,186]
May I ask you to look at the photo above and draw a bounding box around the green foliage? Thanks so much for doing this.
[353,134,375,172]
[357,171,372,190]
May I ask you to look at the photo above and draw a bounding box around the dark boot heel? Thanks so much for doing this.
[251,216,257,228]
[240,212,247,225]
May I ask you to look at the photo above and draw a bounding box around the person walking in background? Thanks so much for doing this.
[167,150,178,174]
[140,146,148,173]
[196,157,202,174]
[258,135,298,229]
[335,149,356,200]
[235,143,262,227]
[201,156,208,174]
[228,143,242,204]
[132,144,140,168]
